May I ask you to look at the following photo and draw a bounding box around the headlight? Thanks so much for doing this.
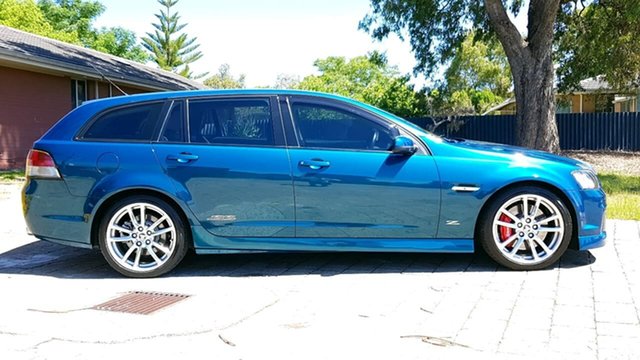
[572,170,600,189]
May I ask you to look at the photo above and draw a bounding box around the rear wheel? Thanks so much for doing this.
[479,187,573,270]
[98,195,188,278]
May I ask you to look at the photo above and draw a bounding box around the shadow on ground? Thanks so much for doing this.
[0,240,595,279]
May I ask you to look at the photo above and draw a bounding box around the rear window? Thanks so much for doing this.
[81,102,164,141]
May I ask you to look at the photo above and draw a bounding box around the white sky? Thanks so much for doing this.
[94,0,528,88]
[94,0,424,88]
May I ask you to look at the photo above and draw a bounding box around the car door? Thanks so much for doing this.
[152,96,295,243]
[283,96,441,239]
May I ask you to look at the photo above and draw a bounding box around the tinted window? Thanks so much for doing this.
[82,102,164,141]
[159,102,185,142]
[291,103,393,150]
[188,98,273,145]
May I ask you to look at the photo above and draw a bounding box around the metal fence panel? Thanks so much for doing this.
[410,112,640,151]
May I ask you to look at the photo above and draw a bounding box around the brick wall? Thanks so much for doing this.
[0,66,72,169]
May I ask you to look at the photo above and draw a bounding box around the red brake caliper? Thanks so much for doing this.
[499,214,514,247]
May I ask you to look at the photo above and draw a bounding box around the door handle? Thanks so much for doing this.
[299,159,330,170]
[167,153,199,164]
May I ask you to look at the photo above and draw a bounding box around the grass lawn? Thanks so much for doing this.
[0,170,24,182]
[599,173,640,220]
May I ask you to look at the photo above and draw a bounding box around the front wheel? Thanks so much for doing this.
[479,187,573,270]
[98,196,188,278]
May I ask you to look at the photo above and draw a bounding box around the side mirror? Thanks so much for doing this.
[391,136,417,155]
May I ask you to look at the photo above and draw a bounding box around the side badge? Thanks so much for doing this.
[445,220,461,226]
[208,215,237,222]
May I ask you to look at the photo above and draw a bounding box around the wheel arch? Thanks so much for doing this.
[89,188,194,249]
[474,180,580,251]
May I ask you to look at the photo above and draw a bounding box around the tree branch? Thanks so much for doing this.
[527,0,562,54]
[483,0,526,61]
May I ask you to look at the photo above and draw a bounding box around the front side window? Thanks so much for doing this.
[81,102,164,141]
[291,103,393,151]
[188,98,273,145]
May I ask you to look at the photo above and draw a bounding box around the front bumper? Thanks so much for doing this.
[568,188,607,251]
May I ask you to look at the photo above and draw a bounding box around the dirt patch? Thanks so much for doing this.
[563,151,640,176]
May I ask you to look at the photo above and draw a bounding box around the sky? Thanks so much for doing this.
[94,0,424,88]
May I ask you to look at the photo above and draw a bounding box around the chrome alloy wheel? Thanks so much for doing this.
[491,194,565,266]
[105,202,177,273]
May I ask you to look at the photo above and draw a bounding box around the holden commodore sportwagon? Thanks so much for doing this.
[22,90,606,277]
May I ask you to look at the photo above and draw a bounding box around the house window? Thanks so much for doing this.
[595,94,614,113]
[71,80,87,108]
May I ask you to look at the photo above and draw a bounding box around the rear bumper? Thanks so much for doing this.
[22,179,92,246]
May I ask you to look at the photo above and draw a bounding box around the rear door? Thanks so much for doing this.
[282,96,441,239]
[152,96,295,243]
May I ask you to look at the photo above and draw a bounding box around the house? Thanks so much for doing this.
[483,76,640,115]
[0,25,205,169]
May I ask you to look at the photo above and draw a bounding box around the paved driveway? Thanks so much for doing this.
[1,183,638,360]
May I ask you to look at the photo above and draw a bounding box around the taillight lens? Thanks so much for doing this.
[26,149,61,178]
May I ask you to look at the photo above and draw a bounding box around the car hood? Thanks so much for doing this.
[444,138,591,169]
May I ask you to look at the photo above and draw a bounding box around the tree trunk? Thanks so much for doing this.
[484,0,561,153]
[511,50,560,152]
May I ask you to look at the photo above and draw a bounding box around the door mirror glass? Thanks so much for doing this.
[391,136,417,155]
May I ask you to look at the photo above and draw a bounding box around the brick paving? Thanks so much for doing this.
[0,182,639,359]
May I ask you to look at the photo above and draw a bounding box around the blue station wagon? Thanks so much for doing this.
[22,90,606,277]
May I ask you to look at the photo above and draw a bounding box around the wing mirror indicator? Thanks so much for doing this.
[391,136,418,155]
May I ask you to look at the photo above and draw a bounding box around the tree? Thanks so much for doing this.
[361,0,564,152]
[431,32,512,115]
[37,0,103,46]
[556,1,640,93]
[0,0,78,42]
[298,52,425,118]
[142,0,203,78]
[203,64,246,89]
[92,27,149,63]
[37,0,147,62]
[273,73,300,89]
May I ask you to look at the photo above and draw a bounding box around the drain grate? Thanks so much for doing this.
[93,291,190,315]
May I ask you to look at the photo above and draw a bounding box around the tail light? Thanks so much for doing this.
[26,149,61,179]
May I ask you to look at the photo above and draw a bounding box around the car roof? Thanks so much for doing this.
[82,89,359,107]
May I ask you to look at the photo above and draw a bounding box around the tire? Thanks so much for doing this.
[98,195,188,278]
[478,186,573,270]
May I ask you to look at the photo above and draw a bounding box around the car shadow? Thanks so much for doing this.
[0,240,594,279]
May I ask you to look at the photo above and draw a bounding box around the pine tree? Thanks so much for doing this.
[142,0,203,78]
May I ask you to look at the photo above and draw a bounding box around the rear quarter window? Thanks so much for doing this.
[80,102,164,141]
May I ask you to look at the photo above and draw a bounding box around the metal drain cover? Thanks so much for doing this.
[93,291,190,315]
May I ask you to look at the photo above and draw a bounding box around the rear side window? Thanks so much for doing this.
[81,102,164,141]
[188,98,273,145]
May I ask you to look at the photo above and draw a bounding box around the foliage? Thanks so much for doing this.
[37,0,102,45]
[0,0,78,42]
[203,64,246,89]
[556,0,640,92]
[142,0,203,78]
[37,0,148,62]
[0,0,147,62]
[0,170,24,182]
[92,27,148,63]
[298,52,425,118]
[360,0,492,77]
[430,33,512,115]
[273,73,301,89]
[360,0,564,152]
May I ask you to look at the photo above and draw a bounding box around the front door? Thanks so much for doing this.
[284,97,441,239]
